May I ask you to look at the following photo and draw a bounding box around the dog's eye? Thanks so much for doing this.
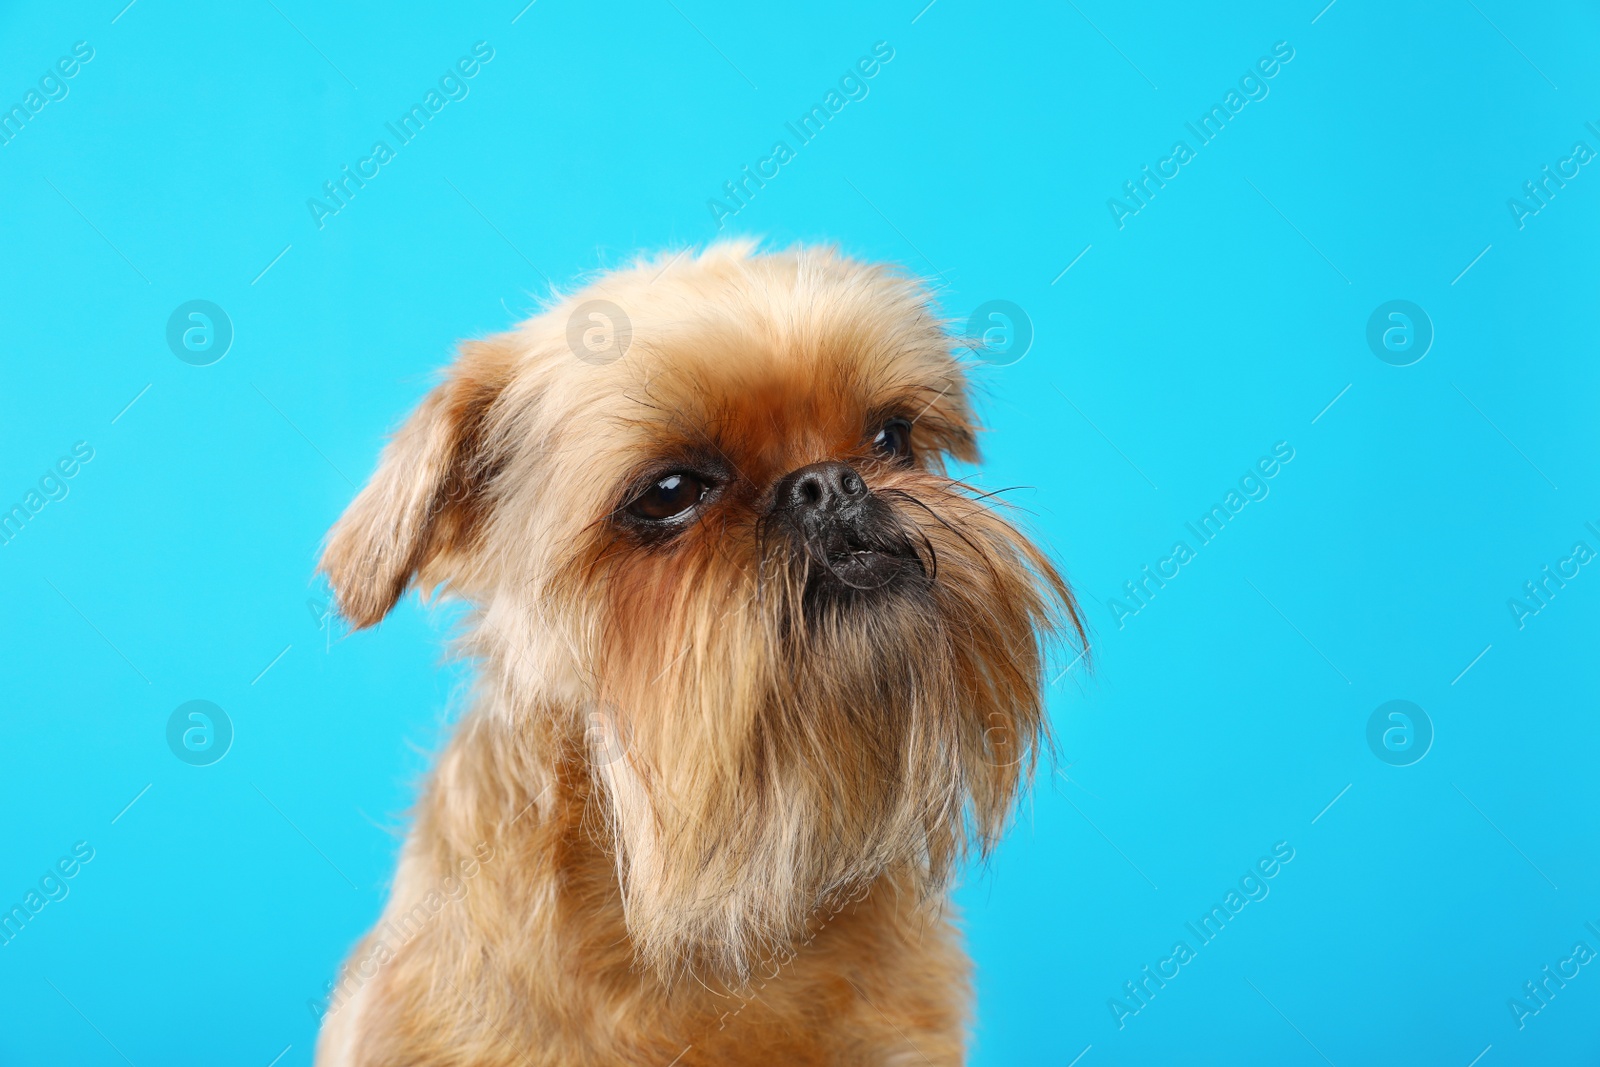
[628,472,709,521]
[871,418,913,462]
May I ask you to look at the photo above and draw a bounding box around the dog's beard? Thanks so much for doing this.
[578,477,1076,983]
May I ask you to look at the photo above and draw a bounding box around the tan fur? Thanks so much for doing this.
[315,244,1084,1066]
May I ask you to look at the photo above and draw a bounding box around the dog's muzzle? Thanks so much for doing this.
[770,461,923,592]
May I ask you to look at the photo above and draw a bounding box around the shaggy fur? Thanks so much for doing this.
[314,244,1084,1066]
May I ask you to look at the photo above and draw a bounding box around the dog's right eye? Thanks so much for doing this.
[628,472,709,521]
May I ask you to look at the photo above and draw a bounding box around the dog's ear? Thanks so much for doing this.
[320,336,516,629]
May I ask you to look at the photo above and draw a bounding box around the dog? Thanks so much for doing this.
[313,243,1084,1065]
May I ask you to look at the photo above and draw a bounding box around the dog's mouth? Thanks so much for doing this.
[806,528,926,598]
[821,538,921,587]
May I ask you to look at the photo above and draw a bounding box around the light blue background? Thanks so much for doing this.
[2,1,1596,1064]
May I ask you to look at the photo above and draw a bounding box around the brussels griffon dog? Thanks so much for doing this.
[314,244,1084,1066]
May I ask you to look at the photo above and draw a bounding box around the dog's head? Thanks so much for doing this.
[322,244,1084,979]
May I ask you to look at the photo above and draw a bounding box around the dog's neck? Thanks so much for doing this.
[319,695,971,1064]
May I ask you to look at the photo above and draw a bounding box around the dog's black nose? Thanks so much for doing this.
[773,461,867,519]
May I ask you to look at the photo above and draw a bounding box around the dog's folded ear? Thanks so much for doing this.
[320,336,516,629]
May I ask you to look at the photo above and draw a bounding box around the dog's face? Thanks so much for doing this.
[323,244,1083,979]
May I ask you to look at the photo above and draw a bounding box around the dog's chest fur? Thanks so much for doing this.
[315,709,972,1066]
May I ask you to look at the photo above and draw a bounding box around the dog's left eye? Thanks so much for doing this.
[871,418,913,462]
[628,472,709,521]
